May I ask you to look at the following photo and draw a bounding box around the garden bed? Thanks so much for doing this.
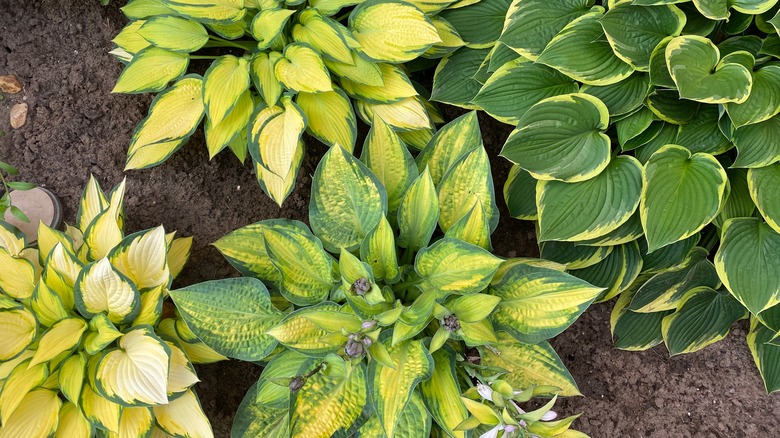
[1,0,778,436]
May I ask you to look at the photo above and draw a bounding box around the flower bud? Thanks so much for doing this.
[442,314,461,332]
[361,320,377,330]
[345,339,365,357]
[352,277,371,295]
[289,376,305,392]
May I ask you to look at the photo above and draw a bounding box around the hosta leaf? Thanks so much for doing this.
[424,15,465,58]
[292,9,352,64]
[255,141,305,207]
[369,339,433,437]
[275,43,333,93]
[646,88,700,125]
[169,277,283,361]
[569,241,644,303]
[83,178,125,261]
[116,407,155,438]
[480,332,580,396]
[611,286,670,351]
[251,8,295,49]
[490,263,603,344]
[206,20,245,40]
[446,200,492,250]
[748,164,780,233]
[536,7,633,86]
[113,20,151,55]
[109,226,169,291]
[80,383,121,433]
[499,0,592,60]
[641,145,727,252]
[419,347,468,438]
[540,241,613,270]
[205,91,253,159]
[649,36,676,88]
[0,389,60,438]
[95,327,170,406]
[162,0,245,24]
[264,227,334,306]
[341,64,417,104]
[578,211,644,247]
[138,16,208,53]
[580,73,651,118]
[666,35,753,104]
[415,237,502,298]
[537,156,643,242]
[324,51,384,88]
[251,52,283,107]
[747,318,780,393]
[360,217,400,283]
[213,219,309,284]
[439,0,510,47]
[267,303,343,356]
[662,287,747,355]
[122,0,176,19]
[504,165,538,220]
[57,401,91,438]
[28,318,86,368]
[416,111,481,186]
[430,47,490,107]
[361,116,418,216]
[153,389,212,438]
[398,168,439,252]
[630,247,721,313]
[310,145,387,253]
[156,319,227,364]
[714,168,755,228]
[438,147,499,232]
[349,0,439,63]
[634,122,680,163]
[732,113,780,168]
[472,58,579,125]
[674,105,731,155]
[599,3,686,71]
[354,97,432,132]
[75,258,140,325]
[59,353,86,404]
[165,341,199,398]
[249,95,306,180]
[126,76,204,170]
[297,87,356,151]
[716,218,780,315]
[112,47,188,93]
[501,93,611,183]
[0,308,36,361]
[726,65,780,128]
[290,356,367,437]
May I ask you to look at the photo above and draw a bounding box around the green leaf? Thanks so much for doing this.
[501,93,611,183]
[748,164,780,234]
[716,218,780,315]
[398,168,439,252]
[536,7,633,86]
[646,89,701,125]
[437,146,499,233]
[662,287,747,355]
[666,35,753,104]
[310,145,388,253]
[112,47,188,93]
[438,0,511,47]
[169,277,283,361]
[498,0,593,60]
[537,155,643,242]
[569,241,643,303]
[539,241,613,270]
[580,73,651,118]
[368,339,433,437]
[600,3,686,71]
[714,169,755,228]
[649,36,676,88]
[674,105,731,155]
[747,318,780,392]
[641,145,728,252]
[415,237,503,298]
[361,116,418,216]
[611,286,670,351]
[480,332,580,396]
[431,48,490,107]
[503,165,538,220]
[490,263,602,344]
[472,58,579,125]
[726,65,780,128]
[732,113,780,168]
[640,233,699,274]
[416,111,482,186]
[263,227,334,306]
[290,356,367,436]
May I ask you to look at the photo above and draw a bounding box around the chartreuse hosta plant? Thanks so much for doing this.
[0,176,225,437]
[109,0,469,205]
[428,0,780,391]
[169,114,593,437]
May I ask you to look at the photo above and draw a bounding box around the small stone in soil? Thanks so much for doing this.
[10,103,28,129]
[0,75,23,93]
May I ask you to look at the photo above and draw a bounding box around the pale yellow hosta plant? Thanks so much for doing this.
[110,0,467,205]
[0,176,223,438]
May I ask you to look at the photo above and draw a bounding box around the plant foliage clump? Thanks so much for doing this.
[170,114,595,437]
[0,176,224,437]
[430,0,780,392]
[111,0,466,205]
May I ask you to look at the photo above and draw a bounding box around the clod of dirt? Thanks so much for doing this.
[10,103,28,129]
[0,75,23,93]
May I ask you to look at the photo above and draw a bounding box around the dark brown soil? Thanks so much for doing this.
[1,1,778,436]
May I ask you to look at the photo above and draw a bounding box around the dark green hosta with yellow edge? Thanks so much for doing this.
[109,0,469,206]
[0,176,228,437]
[169,114,594,437]
[429,0,780,392]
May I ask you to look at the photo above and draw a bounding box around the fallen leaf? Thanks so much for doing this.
[10,103,28,129]
[0,75,22,93]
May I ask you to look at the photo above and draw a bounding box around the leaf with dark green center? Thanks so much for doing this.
[716,218,780,315]
[611,287,671,351]
[569,241,643,303]
[540,241,612,270]
[666,35,753,104]
[503,165,538,220]
[726,65,780,128]
[431,48,490,107]
[732,113,780,168]
[747,318,780,392]
[646,89,701,124]
[501,93,611,183]
[748,164,780,234]
[580,73,651,118]
[537,156,643,242]
[675,105,731,155]
[641,145,728,252]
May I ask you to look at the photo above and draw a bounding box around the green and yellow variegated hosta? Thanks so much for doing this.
[0,175,224,437]
[429,0,780,392]
[170,114,594,437]
[111,0,464,206]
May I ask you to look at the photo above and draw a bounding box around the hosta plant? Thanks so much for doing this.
[110,0,468,205]
[430,0,780,391]
[0,176,223,437]
[169,114,593,437]
[0,160,35,223]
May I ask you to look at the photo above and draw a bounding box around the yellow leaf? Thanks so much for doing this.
[296,87,356,150]
[0,221,25,256]
[157,319,228,364]
[75,257,140,324]
[81,384,121,433]
[324,50,384,87]
[252,8,296,48]
[274,43,333,93]
[116,407,155,438]
[165,341,200,397]
[77,175,109,232]
[0,249,36,299]
[341,63,418,103]
[132,285,165,326]
[58,353,86,404]
[292,9,353,64]
[109,226,170,291]
[203,55,250,124]
[250,95,306,179]
[205,91,253,159]
[0,389,60,438]
[29,318,87,368]
[83,178,125,260]
[0,359,48,425]
[355,97,432,131]
[55,402,91,438]
[0,308,37,361]
[251,52,284,107]
[255,140,304,206]
[164,0,245,24]
[167,235,193,280]
[31,273,69,327]
[112,47,189,93]
[153,389,213,438]
[112,20,151,55]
